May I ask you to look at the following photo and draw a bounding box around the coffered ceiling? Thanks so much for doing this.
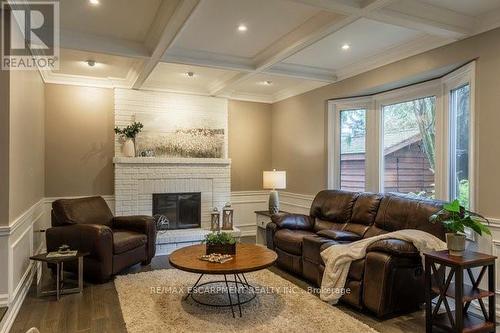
[33,0,500,103]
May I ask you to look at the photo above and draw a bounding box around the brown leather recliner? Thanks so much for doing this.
[266,190,445,318]
[46,196,157,282]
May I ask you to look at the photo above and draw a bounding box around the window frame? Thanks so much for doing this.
[327,62,476,206]
[443,62,476,210]
[327,97,373,191]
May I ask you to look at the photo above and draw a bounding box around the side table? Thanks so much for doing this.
[424,250,496,333]
[255,211,288,246]
[30,251,88,300]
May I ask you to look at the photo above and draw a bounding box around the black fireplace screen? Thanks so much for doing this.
[152,192,201,230]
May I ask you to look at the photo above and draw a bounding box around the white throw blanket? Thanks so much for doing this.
[319,229,447,303]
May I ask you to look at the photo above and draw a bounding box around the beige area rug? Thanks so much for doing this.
[114,269,378,333]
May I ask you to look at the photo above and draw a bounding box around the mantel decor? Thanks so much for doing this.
[114,121,144,157]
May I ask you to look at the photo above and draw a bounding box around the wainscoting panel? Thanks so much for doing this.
[231,191,268,236]
[280,192,314,215]
[0,199,44,333]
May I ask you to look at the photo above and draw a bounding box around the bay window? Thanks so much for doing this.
[328,62,475,207]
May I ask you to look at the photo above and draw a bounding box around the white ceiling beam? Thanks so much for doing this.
[360,0,397,11]
[132,0,200,89]
[160,48,337,82]
[284,0,361,15]
[162,48,255,72]
[367,0,475,39]
[60,30,149,59]
[287,0,474,39]
[210,11,351,95]
[264,63,337,82]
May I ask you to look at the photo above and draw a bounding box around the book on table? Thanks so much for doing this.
[46,250,78,258]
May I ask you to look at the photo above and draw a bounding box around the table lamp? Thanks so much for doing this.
[263,169,286,214]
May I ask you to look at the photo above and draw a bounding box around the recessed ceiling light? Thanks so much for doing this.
[186,71,195,77]
[237,24,248,32]
[341,43,350,50]
[86,60,96,67]
[89,0,100,5]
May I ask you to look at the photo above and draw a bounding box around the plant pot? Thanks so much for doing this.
[446,233,466,256]
[206,243,236,255]
[123,138,135,157]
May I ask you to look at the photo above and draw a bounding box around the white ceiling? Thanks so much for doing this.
[172,0,320,58]
[38,0,500,103]
[284,18,422,70]
[60,0,162,42]
[55,49,140,78]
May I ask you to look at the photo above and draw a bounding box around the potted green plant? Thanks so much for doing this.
[203,232,237,255]
[430,199,491,256]
[114,122,144,157]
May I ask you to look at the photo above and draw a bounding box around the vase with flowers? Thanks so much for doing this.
[114,122,143,157]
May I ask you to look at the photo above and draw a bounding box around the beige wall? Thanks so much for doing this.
[44,86,272,196]
[45,84,114,197]
[9,69,45,223]
[272,27,500,218]
[228,100,272,191]
[0,69,9,226]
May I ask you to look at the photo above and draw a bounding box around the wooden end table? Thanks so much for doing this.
[424,250,496,333]
[169,243,277,318]
[30,251,89,300]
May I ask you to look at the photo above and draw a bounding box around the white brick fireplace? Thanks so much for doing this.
[113,157,239,254]
[113,157,231,229]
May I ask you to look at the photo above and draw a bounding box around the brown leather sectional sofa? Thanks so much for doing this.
[46,196,157,282]
[266,190,445,317]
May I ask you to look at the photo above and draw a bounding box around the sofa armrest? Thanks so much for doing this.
[113,216,157,259]
[366,239,420,258]
[271,214,314,230]
[46,224,113,263]
[266,222,279,250]
[316,229,361,242]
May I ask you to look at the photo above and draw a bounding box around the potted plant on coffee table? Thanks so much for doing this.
[114,121,144,157]
[430,199,491,256]
[203,232,237,255]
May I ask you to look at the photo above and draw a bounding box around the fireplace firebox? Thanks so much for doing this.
[152,193,201,230]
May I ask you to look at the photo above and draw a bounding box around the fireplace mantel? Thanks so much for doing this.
[113,157,231,165]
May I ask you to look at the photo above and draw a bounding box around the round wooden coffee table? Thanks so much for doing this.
[169,243,277,317]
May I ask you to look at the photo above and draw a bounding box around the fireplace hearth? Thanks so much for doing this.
[153,193,201,230]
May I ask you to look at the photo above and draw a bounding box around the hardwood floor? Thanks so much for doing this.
[11,237,429,333]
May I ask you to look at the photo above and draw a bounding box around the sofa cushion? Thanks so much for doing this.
[274,229,316,256]
[374,194,445,240]
[350,193,383,226]
[310,190,358,231]
[302,235,338,264]
[316,229,361,242]
[113,230,147,254]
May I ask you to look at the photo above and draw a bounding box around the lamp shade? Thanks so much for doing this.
[263,170,286,190]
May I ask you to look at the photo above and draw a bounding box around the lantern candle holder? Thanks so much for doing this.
[210,207,220,232]
[222,203,234,230]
